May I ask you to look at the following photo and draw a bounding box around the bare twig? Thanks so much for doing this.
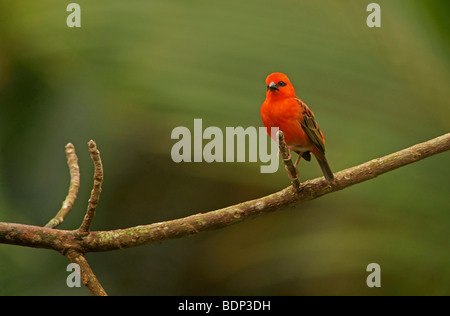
[78,140,103,234]
[45,143,80,228]
[277,131,301,191]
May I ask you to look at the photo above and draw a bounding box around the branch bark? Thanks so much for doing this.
[0,132,449,295]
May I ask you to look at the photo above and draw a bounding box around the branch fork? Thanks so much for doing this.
[44,140,106,295]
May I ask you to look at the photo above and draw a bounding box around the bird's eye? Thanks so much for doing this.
[278,81,287,87]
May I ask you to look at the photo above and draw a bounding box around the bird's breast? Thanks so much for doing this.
[261,98,312,149]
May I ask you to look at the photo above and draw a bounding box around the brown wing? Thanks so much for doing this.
[295,97,326,155]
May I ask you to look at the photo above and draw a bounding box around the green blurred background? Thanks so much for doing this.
[0,0,449,295]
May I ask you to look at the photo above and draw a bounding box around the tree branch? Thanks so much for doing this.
[81,133,449,251]
[78,140,103,235]
[0,133,449,295]
[278,131,301,191]
[44,143,80,228]
[65,249,108,296]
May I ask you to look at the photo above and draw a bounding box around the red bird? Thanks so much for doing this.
[261,72,334,182]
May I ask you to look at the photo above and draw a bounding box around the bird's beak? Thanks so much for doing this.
[268,81,279,91]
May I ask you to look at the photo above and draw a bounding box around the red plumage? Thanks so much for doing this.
[261,72,334,182]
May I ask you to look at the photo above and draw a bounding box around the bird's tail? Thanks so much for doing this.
[317,156,334,182]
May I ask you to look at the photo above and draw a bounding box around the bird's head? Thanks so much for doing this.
[265,72,295,98]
